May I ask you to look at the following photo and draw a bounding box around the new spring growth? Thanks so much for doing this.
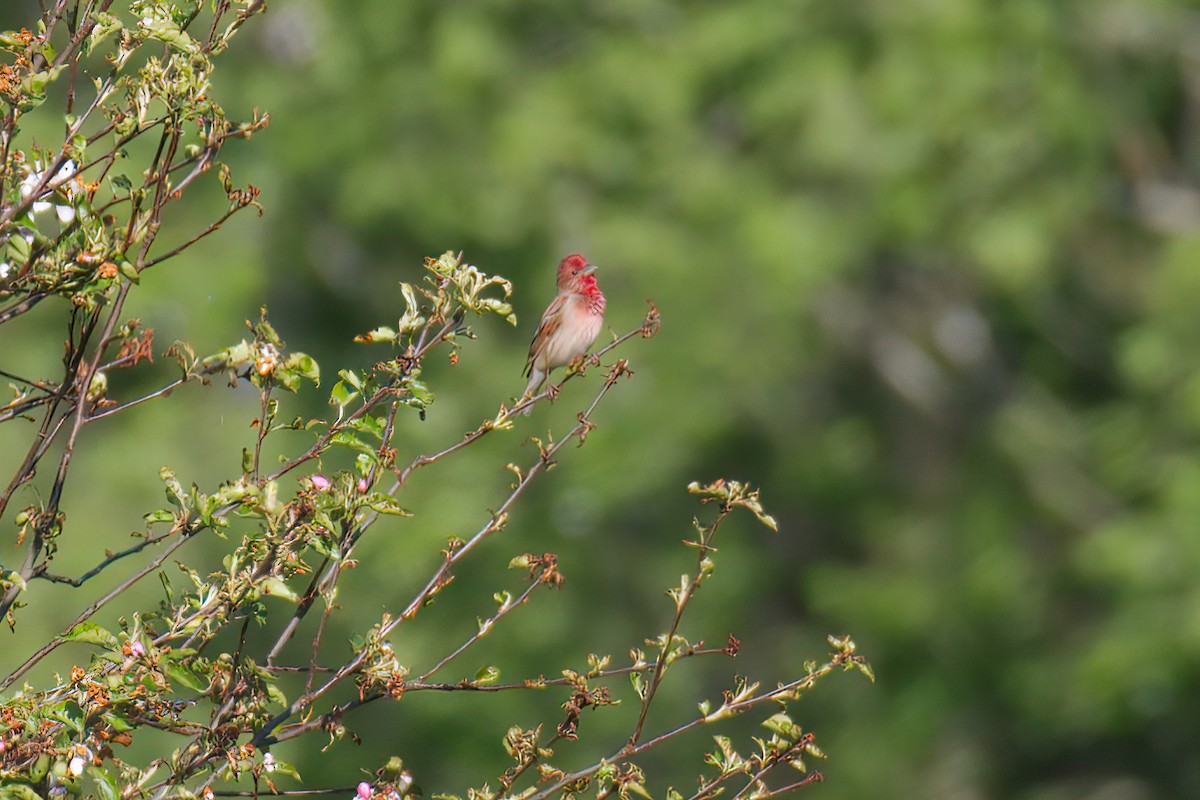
[686,479,778,531]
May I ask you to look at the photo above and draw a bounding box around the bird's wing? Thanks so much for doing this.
[524,292,568,377]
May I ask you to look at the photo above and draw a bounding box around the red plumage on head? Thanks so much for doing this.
[556,253,593,290]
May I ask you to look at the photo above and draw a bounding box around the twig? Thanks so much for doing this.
[418,574,544,681]
[1,523,193,691]
[84,377,187,422]
[33,529,175,586]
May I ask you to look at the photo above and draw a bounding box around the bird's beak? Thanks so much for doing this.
[581,263,598,275]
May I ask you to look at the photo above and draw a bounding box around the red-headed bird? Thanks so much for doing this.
[522,254,606,412]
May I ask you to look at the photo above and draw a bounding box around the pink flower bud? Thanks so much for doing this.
[129,640,145,657]
[357,783,373,800]
[311,475,331,491]
[357,478,369,493]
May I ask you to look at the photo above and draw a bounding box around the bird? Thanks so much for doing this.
[521,253,606,413]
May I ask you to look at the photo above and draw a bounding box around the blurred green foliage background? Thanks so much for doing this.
[3,0,1200,797]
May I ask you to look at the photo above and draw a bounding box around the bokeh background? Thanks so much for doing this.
[3,1,1200,797]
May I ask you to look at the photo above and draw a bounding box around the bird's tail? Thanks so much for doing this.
[520,370,544,416]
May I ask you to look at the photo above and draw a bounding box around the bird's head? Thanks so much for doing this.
[557,253,598,291]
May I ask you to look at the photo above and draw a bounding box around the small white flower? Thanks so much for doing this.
[18,173,37,200]
[263,752,276,773]
[67,745,92,777]
[55,205,75,226]
[0,263,10,279]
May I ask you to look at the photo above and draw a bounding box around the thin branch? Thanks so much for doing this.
[84,376,187,422]
[33,529,175,586]
[264,646,731,683]
[252,385,271,479]
[1,524,193,691]
[628,506,729,747]
[140,202,241,271]
[418,574,544,681]
[0,292,49,326]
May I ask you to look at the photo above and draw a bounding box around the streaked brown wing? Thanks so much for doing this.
[524,292,567,377]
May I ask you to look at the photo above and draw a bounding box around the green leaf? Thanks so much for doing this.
[164,661,209,694]
[50,701,85,733]
[285,351,320,385]
[346,414,386,439]
[331,431,373,453]
[397,283,426,334]
[473,665,500,685]
[630,671,647,700]
[28,754,50,782]
[330,379,360,411]
[0,784,42,800]
[118,260,139,283]
[63,622,119,648]
[762,712,800,738]
[102,711,135,733]
[92,766,121,800]
[404,379,435,407]
[139,13,197,53]
[84,13,123,58]
[160,467,190,509]
[266,682,289,709]
[366,494,411,516]
[624,781,652,800]
[260,577,299,603]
